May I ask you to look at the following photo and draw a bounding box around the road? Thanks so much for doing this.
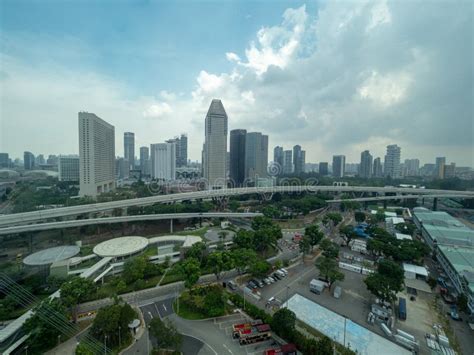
[1,185,470,227]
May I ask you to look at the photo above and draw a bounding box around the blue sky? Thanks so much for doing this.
[0,1,472,166]
[1,0,314,96]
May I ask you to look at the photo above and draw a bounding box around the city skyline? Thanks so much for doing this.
[1,1,472,166]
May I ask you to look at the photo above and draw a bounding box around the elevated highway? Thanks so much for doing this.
[0,212,262,235]
[0,186,472,227]
[329,194,473,203]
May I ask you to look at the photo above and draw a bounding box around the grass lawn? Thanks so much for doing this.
[175,226,209,238]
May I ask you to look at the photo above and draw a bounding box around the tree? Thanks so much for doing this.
[179,257,201,289]
[122,256,147,284]
[271,308,296,338]
[250,260,271,278]
[315,256,344,288]
[203,286,227,317]
[299,236,311,258]
[364,259,404,303]
[233,230,254,249]
[305,224,324,251]
[339,225,356,246]
[185,241,207,265]
[90,299,136,348]
[206,251,234,280]
[323,212,343,226]
[354,211,366,223]
[374,210,386,222]
[24,299,68,353]
[231,248,257,274]
[319,239,340,259]
[149,317,182,350]
[60,277,96,322]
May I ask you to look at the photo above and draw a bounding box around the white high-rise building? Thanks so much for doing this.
[359,150,373,178]
[124,132,135,171]
[283,150,293,174]
[384,144,401,178]
[203,99,228,188]
[78,112,115,197]
[150,143,176,180]
[332,155,346,178]
[58,155,79,182]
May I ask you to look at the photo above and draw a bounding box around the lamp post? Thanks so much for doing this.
[286,286,290,308]
[147,326,150,354]
[104,335,107,355]
[118,326,121,346]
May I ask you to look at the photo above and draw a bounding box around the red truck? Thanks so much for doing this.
[232,319,263,338]
[264,343,297,355]
[238,323,271,345]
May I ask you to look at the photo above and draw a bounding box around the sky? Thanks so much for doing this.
[0,0,473,166]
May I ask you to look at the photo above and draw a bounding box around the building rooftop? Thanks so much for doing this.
[413,209,473,247]
[93,236,149,257]
[403,263,429,277]
[23,245,80,266]
[437,245,474,292]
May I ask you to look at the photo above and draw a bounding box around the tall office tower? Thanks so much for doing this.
[24,151,35,170]
[283,150,293,174]
[373,157,383,177]
[293,145,303,174]
[150,142,176,180]
[178,134,188,167]
[420,163,436,176]
[47,155,58,166]
[203,99,228,188]
[384,144,401,178]
[444,162,456,178]
[124,132,135,170]
[300,151,306,173]
[115,158,130,179]
[0,153,9,168]
[35,154,45,166]
[58,155,80,182]
[404,159,420,176]
[140,146,150,176]
[230,129,246,186]
[78,112,115,197]
[245,132,268,181]
[319,162,329,176]
[273,146,284,171]
[332,155,346,178]
[435,157,446,179]
[359,150,373,178]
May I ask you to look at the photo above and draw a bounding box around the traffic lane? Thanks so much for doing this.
[140,303,160,325]
[154,297,175,318]
[181,334,205,355]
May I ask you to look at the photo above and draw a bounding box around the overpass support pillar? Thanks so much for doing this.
[383,200,387,209]
[433,198,438,211]
[364,201,369,210]
[170,219,174,233]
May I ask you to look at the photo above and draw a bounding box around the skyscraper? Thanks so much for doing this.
[0,153,9,168]
[150,142,176,180]
[404,159,420,176]
[359,150,373,178]
[58,155,79,182]
[273,146,284,174]
[373,157,383,177]
[384,145,401,178]
[435,157,446,179]
[140,146,150,176]
[444,162,456,178]
[245,132,268,181]
[203,99,228,188]
[332,155,346,178]
[178,134,188,167]
[24,151,35,170]
[230,129,246,186]
[124,132,135,170]
[78,112,115,197]
[319,162,329,176]
[283,150,293,174]
[293,145,305,174]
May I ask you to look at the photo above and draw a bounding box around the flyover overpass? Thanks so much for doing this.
[329,194,473,203]
[0,186,472,227]
[0,212,262,235]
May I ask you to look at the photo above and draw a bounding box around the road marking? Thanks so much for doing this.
[223,344,234,354]
[273,266,316,299]
[154,303,161,319]
[162,303,167,312]
[148,311,153,319]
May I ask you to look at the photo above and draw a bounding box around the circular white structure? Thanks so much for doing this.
[93,236,149,258]
[23,245,80,266]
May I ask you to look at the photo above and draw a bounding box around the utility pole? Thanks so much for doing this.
[104,335,107,355]
[118,326,121,346]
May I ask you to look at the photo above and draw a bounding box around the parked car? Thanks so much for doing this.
[273,272,283,280]
[268,276,276,283]
[228,280,237,291]
[280,268,289,276]
[263,278,272,285]
[248,281,258,289]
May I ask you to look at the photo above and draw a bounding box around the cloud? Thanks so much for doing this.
[142,102,173,118]
[1,1,472,166]
[226,52,241,62]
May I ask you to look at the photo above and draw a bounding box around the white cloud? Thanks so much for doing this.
[358,70,412,107]
[366,1,392,33]
[142,102,173,118]
[241,91,255,104]
[226,52,241,62]
[196,70,225,93]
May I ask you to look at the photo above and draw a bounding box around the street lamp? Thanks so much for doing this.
[286,286,290,308]
[118,326,121,346]
[104,335,107,355]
